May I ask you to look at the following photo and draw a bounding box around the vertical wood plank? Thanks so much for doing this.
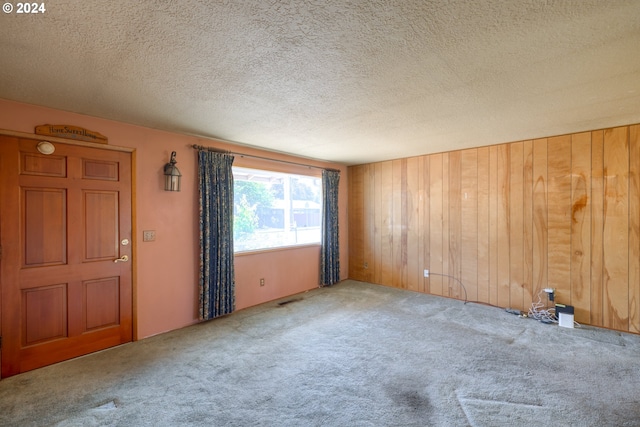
[571,132,592,324]
[477,147,490,304]
[379,161,394,286]
[347,165,364,280]
[373,162,383,284]
[603,126,629,330]
[629,125,640,333]
[429,154,443,296]
[532,139,548,304]
[496,144,511,308]
[510,142,524,310]
[449,151,462,299]
[406,157,420,292]
[442,153,451,297]
[488,146,499,306]
[461,149,478,303]
[547,135,572,304]
[421,155,430,293]
[590,131,604,326]
[363,164,374,282]
[523,140,534,311]
[391,159,405,288]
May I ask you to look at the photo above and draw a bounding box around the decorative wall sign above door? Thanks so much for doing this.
[35,124,108,144]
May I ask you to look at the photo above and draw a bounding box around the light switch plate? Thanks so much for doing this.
[143,230,156,242]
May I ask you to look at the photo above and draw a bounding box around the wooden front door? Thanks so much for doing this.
[0,136,133,378]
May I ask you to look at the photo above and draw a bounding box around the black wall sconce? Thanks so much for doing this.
[164,151,182,192]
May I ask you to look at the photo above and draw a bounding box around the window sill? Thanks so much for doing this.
[234,243,321,257]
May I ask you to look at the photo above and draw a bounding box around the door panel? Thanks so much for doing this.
[21,152,67,177]
[84,277,120,330]
[84,191,119,261]
[23,284,67,345]
[83,159,119,181]
[23,188,67,266]
[1,136,133,378]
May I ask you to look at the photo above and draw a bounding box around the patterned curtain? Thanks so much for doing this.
[320,169,340,286]
[198,150,235,320]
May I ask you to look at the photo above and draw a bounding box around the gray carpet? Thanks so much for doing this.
[2,280,640,426]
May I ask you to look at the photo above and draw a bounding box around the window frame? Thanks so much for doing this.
[232,165,323,254]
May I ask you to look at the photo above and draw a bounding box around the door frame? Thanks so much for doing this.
[0,128,138,378]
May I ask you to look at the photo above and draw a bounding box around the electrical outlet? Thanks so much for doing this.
[260,278,265,286]
[364,262,368,269]
[143,230,156,242]
[544,288,555,302]
[423,269,429,278]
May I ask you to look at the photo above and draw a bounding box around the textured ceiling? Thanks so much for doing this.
[1,1,639,165]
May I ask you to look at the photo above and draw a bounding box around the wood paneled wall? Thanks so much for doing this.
[348,124,640,333]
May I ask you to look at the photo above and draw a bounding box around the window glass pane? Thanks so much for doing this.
[233,167,322,252]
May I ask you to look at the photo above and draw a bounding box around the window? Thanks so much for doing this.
[233,167,322,252]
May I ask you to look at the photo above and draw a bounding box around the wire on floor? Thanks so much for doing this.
[427,273,468,304]
[528,289,557,324]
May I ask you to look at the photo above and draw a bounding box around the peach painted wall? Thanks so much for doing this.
[0,99,349,339]
[235,246,323,308]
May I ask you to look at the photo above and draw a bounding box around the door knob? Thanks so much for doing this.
[114,255,129,263]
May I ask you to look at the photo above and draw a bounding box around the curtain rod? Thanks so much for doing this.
[191,144,340,173]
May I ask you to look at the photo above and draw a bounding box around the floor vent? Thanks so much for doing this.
[277,298,302,306]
